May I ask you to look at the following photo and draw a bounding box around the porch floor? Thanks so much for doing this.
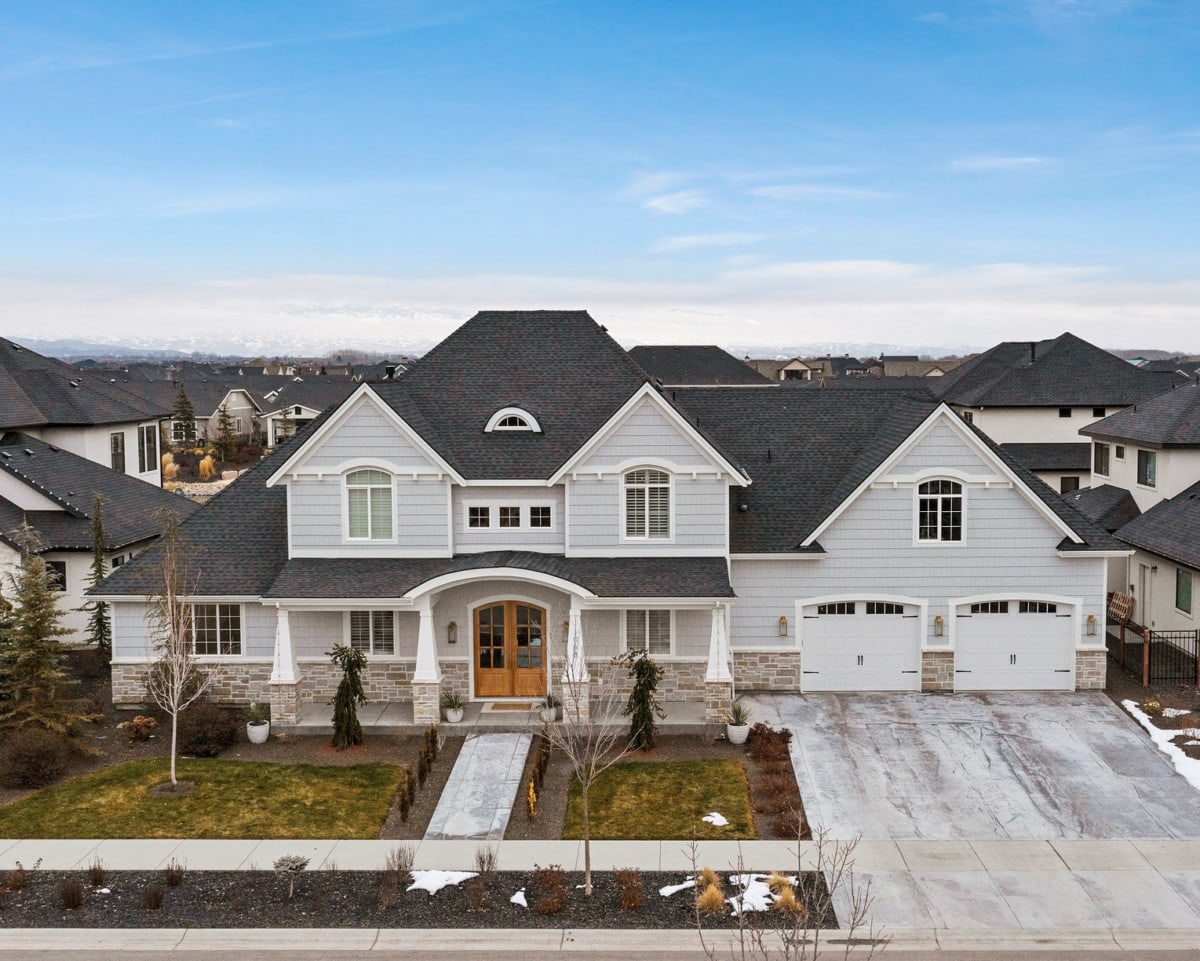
[288,699,709,734]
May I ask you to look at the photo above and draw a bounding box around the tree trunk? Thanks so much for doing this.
[170,711,178,785]
[582,781,592,896]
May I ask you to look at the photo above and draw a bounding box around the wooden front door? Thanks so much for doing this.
[474,601,547,698]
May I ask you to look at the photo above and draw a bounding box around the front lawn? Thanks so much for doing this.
[563,759,756,840]
[0,759,404,839]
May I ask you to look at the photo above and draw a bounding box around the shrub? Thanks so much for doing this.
[119,715,159,742]
[617,649,665,751]
[198,455,216,481]
[377,872,399,909]
[164,859,185,888]
[384,844,414,888]
[176,700,239,757]
[143,884,165,910]
[775,884,803,915]
[397,786,411,821]
[3,859,39,892]
[417,752,428,787]
[746,723,793,762]
[72,649,107,679]
[61,879,84,910]
[0,727,71,788]
[1142,697,1163,717]
[405,765,417,807]
[696,866,720,891]
[615,867,643,910]
[533,864,567,915]
[273,854,310,899]
[87,858,106,887]
[328,644,366,750]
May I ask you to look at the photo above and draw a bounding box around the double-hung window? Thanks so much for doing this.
[193,603,242,655]
[138,424,158,473]
[917,480,963,542]
[624,469,670,539]
[346,469,393,540]
[1137,450,1157,488]
[349,611,395,655]
[1093,442,1110,476]
[626,609,671,655]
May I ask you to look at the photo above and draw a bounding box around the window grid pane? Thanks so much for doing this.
[499,506,520,528]
[530,506,551,528]
[626,610,647,651]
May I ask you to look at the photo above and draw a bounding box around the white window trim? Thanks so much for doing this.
[342,468,397,543]
[462,500,557,532]
[485,407,542,433]
[191,602,245,658]
[912,479,966,547]
[1176,568,1194,619]
[620,608,676,656]
[620,468,674,544]
[1136,448,1158,490]
[343,610,401,657]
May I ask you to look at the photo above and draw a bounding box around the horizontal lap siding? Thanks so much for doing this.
[112,601,275,659]
[289,476,449,554]
[302,402,438,470]
[290,609,419,659]
[453,485,566,552]
[576,400,717,471]
[890,421,987,474]
[568,476,726,552]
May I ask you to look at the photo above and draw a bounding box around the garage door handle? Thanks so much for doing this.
[955,669,972,673]
[1054,668,1071,673]
[902,670,918,673]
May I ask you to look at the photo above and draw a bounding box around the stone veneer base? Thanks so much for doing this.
[921,650,955,692]
[1075,648,1106,690]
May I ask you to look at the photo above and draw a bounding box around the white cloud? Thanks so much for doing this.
[750,183,889,200]
[950,155,1055,172]
[624,171,692,197]
[918,11,949,22]
[642,189,708,214]
[651,233,765,253]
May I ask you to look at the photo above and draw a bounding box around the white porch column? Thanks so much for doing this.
[560,600,590,723]
[269,605,302,726]
[704,602,734,725]
[411,601,442,725]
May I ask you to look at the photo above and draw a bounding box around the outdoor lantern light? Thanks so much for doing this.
[1087,613,1097,637]
[447,620,457,644]
[778,615,788,637]
[934,614,944,638]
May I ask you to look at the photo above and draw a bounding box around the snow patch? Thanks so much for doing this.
[702,812,729,827]
[659,878,696,898]
[1162,708,1193,718]
[728,874,798,916]
[1123,699,1200,792]
[406,870,478,896]
[510,888,527,908]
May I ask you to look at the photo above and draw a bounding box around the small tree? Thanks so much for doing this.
[145,513,210,786]
[170,384,196,447]
[617,649,665,751]
[214,402,236,461]
[328,644,366,750]
[276,402,294,444]
[0,523,87,733]
[77,494,112,666]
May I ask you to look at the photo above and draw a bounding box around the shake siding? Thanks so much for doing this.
[288,475,449,554]
[890,421,992,474]
[300,402,440,471]
[453,485,566,552]
[575,399,717,471]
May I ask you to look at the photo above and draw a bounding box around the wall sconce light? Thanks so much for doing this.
[778,616,788,637]
[1087,614,1097,637]
[934,615,944,638]
[447,620,457,645]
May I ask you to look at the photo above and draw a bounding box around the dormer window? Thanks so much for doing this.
[485,407,542,433]
[345,469,393,540]
[624,468,671,540]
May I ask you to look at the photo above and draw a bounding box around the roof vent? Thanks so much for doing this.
[0,451,10,459]
[23,448,33,456]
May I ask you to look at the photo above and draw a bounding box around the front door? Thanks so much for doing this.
[474,601,547,698]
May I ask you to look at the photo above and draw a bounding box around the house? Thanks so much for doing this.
[96,311,1119,726]
[998,443,1092,494]
[260,378,357,447]
[743,357,815,381]
[629,346,773,386]
[866,359,961,378]
[0,338,167,486]
[0,433,197,636]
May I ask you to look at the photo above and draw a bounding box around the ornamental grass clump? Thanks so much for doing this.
[60,879,84,911]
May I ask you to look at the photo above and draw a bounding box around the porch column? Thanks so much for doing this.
[704,603,733,726]
[560,601,590,723]
[411,601,442,725]
[269,605,302,726]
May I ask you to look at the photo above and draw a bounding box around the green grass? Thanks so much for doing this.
[563,759,756,840]
[0,759,404,839]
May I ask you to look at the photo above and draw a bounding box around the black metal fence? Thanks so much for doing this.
[1108,627,1200,686]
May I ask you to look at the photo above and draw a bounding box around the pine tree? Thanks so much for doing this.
[328,644,366,750]
[170,384,196,446]
[76,495,112,665]
[0,522,88,733]
[214,402,236,461]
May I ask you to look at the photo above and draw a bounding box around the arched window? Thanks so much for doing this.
[917,479,963,542]
[346,469,393,540]
[624,468,671,539]
[485,407,542,433]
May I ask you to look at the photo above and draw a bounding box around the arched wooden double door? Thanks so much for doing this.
[474,601,547,697]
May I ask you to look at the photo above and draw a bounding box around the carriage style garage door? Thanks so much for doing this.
[800,600,922,692]
[954,599,1075,691]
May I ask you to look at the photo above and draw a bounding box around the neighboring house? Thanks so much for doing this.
[1000,443,1092,494]
[1062,484,1143,600]
[867,359,961,378]
[0,338,167,486]
[260,378,357,447]
[804,355,873,378]
[0,433,197,636]
[96,311,1119,726]
[744,357,815,381]
[629,346,773,387]
[1138,358,1200,378]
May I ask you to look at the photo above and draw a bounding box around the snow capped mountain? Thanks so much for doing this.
[10,331,436,361]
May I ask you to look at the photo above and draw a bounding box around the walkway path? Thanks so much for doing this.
[423,732,531,840]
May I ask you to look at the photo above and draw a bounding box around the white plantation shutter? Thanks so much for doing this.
[346,469,393,539]
[349,611,371,651]
[625,487,646,537]
[648,485,670,538]
[647,610,671,654]
[624,468,670,538]
[626,610,647,651]
[372,611,395,654]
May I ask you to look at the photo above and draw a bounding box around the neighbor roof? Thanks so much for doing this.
[934,332,1165,408]
[1000,443,1091,473]
[1114,481,1200,571]
[1062,484,1142,533]
[629,345,773,386]
[1080,381,1200,447]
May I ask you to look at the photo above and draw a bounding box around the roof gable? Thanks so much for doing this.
[1081,381,1200,446]
[1115,480,1200,570]
[629,345,773,386]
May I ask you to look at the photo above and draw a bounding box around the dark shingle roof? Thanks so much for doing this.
[1115,481,1200,570]
[934,333,1166,408]
[1062,484,1142,533]
[1080,381,1200,447]
[265,553,733,599]
[1000,443,1091,472]
[629,346,773,387]
[0,433,197,551]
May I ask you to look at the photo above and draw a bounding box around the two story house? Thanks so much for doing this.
[96,311,1120,726]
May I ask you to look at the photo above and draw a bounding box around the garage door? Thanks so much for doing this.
[954,600,1074,691]
[800,600,922,692]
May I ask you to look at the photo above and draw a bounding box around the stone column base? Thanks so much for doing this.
[704,679,733,725]
[411,679,441,726]
[269,681,302,726]
[1075,648,1106,690]
[921,650,955,691]
[560,682,590,724]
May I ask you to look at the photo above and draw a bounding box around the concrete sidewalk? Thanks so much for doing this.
[2,837,1199,934]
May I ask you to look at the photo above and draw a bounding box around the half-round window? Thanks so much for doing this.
[485,407,542,433]
[346,469,393,540]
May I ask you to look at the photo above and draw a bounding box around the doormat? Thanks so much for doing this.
[483,701,538,712]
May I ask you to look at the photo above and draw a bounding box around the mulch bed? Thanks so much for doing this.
[0,869,836,930]
[1106,657,1200,760]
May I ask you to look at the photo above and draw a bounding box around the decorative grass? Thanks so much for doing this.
[563,760,756,840]
[0,759,404,839]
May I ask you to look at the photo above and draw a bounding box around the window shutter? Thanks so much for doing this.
[648,610,671,654]
[626,610,646,650]
[373,611,395,654]
[626,488,646,537]
[347,489,369,538]
[349,612,371,651]
[369,487,392,540]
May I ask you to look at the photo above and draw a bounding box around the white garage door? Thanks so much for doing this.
[954,600,1075,691]
[800,600,922,692]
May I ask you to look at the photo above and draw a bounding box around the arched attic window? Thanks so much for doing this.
[485,407,542,433]
[345,468,393,540]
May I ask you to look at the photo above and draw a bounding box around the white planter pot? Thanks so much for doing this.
[539,707,557,723]
[444,708,464,724]
[726,723,750,746]
[246,721,270,745]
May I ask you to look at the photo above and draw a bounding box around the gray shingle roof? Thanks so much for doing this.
[1000,443,1091,472]
[1115,481,1200,570]
[934,333,1166,408]
[0,432,197,552]
[629,346,772,386]
[1080,381,1200,447]
[1062,484,1142,533]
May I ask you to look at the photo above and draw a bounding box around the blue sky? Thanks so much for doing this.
[1,1,1198,352]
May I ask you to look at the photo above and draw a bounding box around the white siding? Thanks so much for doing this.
[1091,443,1200,512]
[1124,548,1199,633]
[453,485,565,553]
[957,405,1112,446]
[32,422,162,486]
[289,608,419,659]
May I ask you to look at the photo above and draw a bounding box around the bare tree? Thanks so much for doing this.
[145,512,210,786]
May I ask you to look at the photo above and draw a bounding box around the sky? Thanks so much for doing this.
[1,0,1198,354]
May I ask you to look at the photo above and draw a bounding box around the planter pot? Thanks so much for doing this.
[539,707,557,723]
[726,723,750,746]
[246,721,270,745]
[444,708,465,724]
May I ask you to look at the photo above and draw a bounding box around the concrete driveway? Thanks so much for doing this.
[745,691,1200,840]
